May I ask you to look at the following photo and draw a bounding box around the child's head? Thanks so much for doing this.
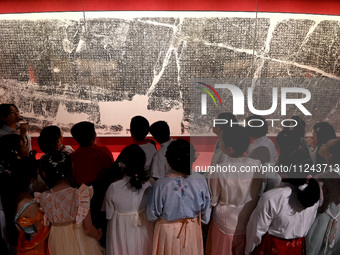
[245,115,268,139]
[221,126,250,157]
[165,139,196,175]
[130,115,149,141]
[115,144,147,190]
[149,121,170,144]
[283,116,306,138]
[0,134,36,182]
[38,125,63,153]
[319,139,340,165]
[71,121,96,147]
[212,112,238,137]
[276,129,301,156]
[313,122,336,148]
[39,150,73,188]
[0,134,29,167]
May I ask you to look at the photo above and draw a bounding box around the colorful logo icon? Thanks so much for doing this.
[196,82,223,114]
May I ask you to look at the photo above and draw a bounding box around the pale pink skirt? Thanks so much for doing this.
[206,221,246,255]
[48,223,104,255]
[152,217,203,255]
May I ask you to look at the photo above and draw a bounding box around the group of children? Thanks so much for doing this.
[0,103,339,255]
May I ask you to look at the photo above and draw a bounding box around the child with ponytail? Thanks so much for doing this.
[102,144,154,255]
[245,130,320,255]
[35,151,104,255]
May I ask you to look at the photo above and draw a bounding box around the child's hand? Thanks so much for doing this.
[96,228,103,240]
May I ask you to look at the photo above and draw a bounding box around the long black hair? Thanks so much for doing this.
[113,144,148,190]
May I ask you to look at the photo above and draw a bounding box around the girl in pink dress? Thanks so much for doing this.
[35,151,104,255]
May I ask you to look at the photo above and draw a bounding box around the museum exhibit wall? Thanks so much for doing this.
[0,0,339,156]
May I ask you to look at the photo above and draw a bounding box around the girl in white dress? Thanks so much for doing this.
[102,144,154,255]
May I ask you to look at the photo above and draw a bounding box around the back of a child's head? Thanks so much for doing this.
[149,121,170,143]
[314,122,336,147]
[216,112,238,131]
[276,129,301,155]
[115,144,147,190]
[246,115,268,138]
[285,177,320,209]
[39,150,73,188]
[38,125,61,153]
[71,121,95,147]
[327,139,340,166]
[0,134,36,191]
[283,116,306,138]
[165,139,196,175]
[0,134,28,168]
[130,115,149,140]
[222,126,250,157]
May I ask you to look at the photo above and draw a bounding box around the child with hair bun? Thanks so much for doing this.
[35,151,104,255]
[102,144,154,255]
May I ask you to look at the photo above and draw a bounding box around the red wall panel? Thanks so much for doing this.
[0,0,339,15]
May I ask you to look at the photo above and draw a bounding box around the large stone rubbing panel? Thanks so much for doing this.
[0,12,339,135]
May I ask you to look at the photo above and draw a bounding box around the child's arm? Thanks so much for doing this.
[17,198,41,231]
[82,210,102,240]
[245,193,273,254]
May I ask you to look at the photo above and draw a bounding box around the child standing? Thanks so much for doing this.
[0,134,50,255]
[102,144,154,255]
[206,126,264,255]
[211,112,238,166]
[147,139,211,255]
[70,121,114,244]
[35,151,104,255]
[149,121,174,179]
[245,130,320,255]
[306,139,340,255]
[245,115,276,165]
[130,116,156,172]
